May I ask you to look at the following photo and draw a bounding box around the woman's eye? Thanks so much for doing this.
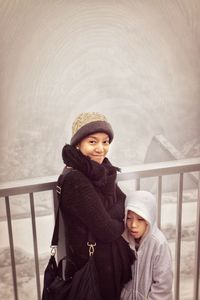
[103,140,110,144]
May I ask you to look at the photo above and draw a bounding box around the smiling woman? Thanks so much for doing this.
[58,112,133,300]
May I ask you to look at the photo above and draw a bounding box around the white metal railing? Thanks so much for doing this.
[0,157,200,300]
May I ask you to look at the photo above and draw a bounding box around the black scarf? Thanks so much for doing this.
[62,144,120,189]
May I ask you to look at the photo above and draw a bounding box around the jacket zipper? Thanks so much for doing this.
[133,250,138,300]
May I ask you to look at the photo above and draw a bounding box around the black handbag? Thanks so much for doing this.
[42,170,102,300]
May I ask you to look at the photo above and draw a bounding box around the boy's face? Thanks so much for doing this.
[126,210,148,239]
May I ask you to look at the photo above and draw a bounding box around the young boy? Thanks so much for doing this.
[121,190,173,300]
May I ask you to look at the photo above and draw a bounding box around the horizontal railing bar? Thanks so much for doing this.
[0,176,57,197]
[0,158,200,197]
[118,157,200,181]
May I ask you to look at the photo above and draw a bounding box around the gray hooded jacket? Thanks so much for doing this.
[121,191,173,300]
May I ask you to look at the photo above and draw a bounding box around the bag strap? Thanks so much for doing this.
[50,166,96,256]
[51,167,72,248]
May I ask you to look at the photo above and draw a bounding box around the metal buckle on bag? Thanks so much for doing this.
[50,246,57,256]
[87,242,96,256]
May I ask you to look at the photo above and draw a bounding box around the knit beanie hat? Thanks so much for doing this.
[70,112,114,146]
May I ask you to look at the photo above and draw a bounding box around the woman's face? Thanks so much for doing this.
[78,132,110,164]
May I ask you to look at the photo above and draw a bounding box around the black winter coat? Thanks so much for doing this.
[59,145,133,300]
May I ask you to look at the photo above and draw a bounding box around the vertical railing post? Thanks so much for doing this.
[5,196,19,300]
[174,173,183,300]
[30,193,41,300]
[193,172,200,300]
[157,176,162,229]
[135,178,140,190]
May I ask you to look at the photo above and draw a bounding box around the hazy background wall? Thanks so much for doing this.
[0,0,200,182]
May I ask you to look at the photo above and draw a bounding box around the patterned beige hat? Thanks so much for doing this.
[70,112,114,146]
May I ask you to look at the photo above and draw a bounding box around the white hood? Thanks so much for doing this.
[123,190,157,244]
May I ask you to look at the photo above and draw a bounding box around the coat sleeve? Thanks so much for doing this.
[148,242,173,300]
[60,170,124,243]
